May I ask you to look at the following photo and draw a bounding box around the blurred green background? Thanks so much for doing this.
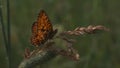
[0,0,120,68]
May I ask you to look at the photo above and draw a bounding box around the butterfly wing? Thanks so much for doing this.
[31,10,53,46]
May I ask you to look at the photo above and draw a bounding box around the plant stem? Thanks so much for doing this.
[6,0,12,67]
[0,0,11,68]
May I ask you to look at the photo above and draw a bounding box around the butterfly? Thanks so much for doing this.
[31,10,57,47]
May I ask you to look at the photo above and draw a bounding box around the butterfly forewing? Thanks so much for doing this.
[31,10,53,47]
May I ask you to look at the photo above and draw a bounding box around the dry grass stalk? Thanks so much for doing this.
[61,25,109,35]
[19,25,109,68]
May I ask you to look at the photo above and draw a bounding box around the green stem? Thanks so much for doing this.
[0,1,8,48]
[6,0,12,67]
[0,0,11,68]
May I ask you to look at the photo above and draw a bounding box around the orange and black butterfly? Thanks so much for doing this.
[31,10,57,47]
